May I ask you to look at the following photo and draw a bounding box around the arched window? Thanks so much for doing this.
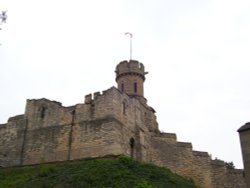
[130,138,135,158]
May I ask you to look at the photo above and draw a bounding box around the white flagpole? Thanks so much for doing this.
[125,32,133,60]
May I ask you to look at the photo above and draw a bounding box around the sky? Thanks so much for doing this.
[0,0,250,168]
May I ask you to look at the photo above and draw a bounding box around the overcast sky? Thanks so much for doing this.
[0,0,250,168]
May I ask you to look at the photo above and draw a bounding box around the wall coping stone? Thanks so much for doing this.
[193,150,210,157]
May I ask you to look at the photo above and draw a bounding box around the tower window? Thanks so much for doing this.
[121,83,124,92]
[134,82,137,93]
[122,100,127,115]
[123,102,126,115]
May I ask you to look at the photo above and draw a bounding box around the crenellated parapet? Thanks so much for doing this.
[115,60,146,81]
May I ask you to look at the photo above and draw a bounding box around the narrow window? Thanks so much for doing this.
[41,107,46,119]
[130,138,135,158]
[122,101,127,115]
[134,82,137,93]
[121,83,124,92]
[123,102,126,115]
[71,110,76,124]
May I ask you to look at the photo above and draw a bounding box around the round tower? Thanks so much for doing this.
[115,60,148,100]
[238,122,250,187]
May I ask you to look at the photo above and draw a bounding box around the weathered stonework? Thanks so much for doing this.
[238,123,250,188]
[0,60,247,188]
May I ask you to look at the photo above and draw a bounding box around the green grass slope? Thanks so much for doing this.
[0,156,199,188]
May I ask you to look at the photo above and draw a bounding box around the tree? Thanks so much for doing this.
[0,11,7,30]
[225,161,235,169]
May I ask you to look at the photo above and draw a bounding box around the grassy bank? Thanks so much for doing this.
[0,156,199,188]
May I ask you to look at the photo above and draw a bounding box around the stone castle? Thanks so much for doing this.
[0,60,249,188]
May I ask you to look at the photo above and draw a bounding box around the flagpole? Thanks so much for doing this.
[125,32,133,60]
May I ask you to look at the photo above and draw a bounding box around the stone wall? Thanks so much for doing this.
[0,87,157,167]
[70,118,124,160]
[238,123,250,188]
[210,160,246,188]
[151,132,246,188]
[0,86,247,187]
[21,98,73,165]
[0,115,26,166]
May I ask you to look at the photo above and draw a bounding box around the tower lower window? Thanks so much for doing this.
[121,83,124,92]
[123,101,126,115]
[134,82,137,93]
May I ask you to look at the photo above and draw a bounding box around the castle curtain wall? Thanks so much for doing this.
[0,87,247,188]
[0,116,27,167]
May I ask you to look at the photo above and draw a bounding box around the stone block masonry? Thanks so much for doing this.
[0,87,246,188]
[0,115,27,166]
[0,58,247,187]
[151,132,246,187]
[238,123,250,188]
[0,87,158,166]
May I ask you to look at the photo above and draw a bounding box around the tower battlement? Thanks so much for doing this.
[115,60,147,81]
[115,60,148,99]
